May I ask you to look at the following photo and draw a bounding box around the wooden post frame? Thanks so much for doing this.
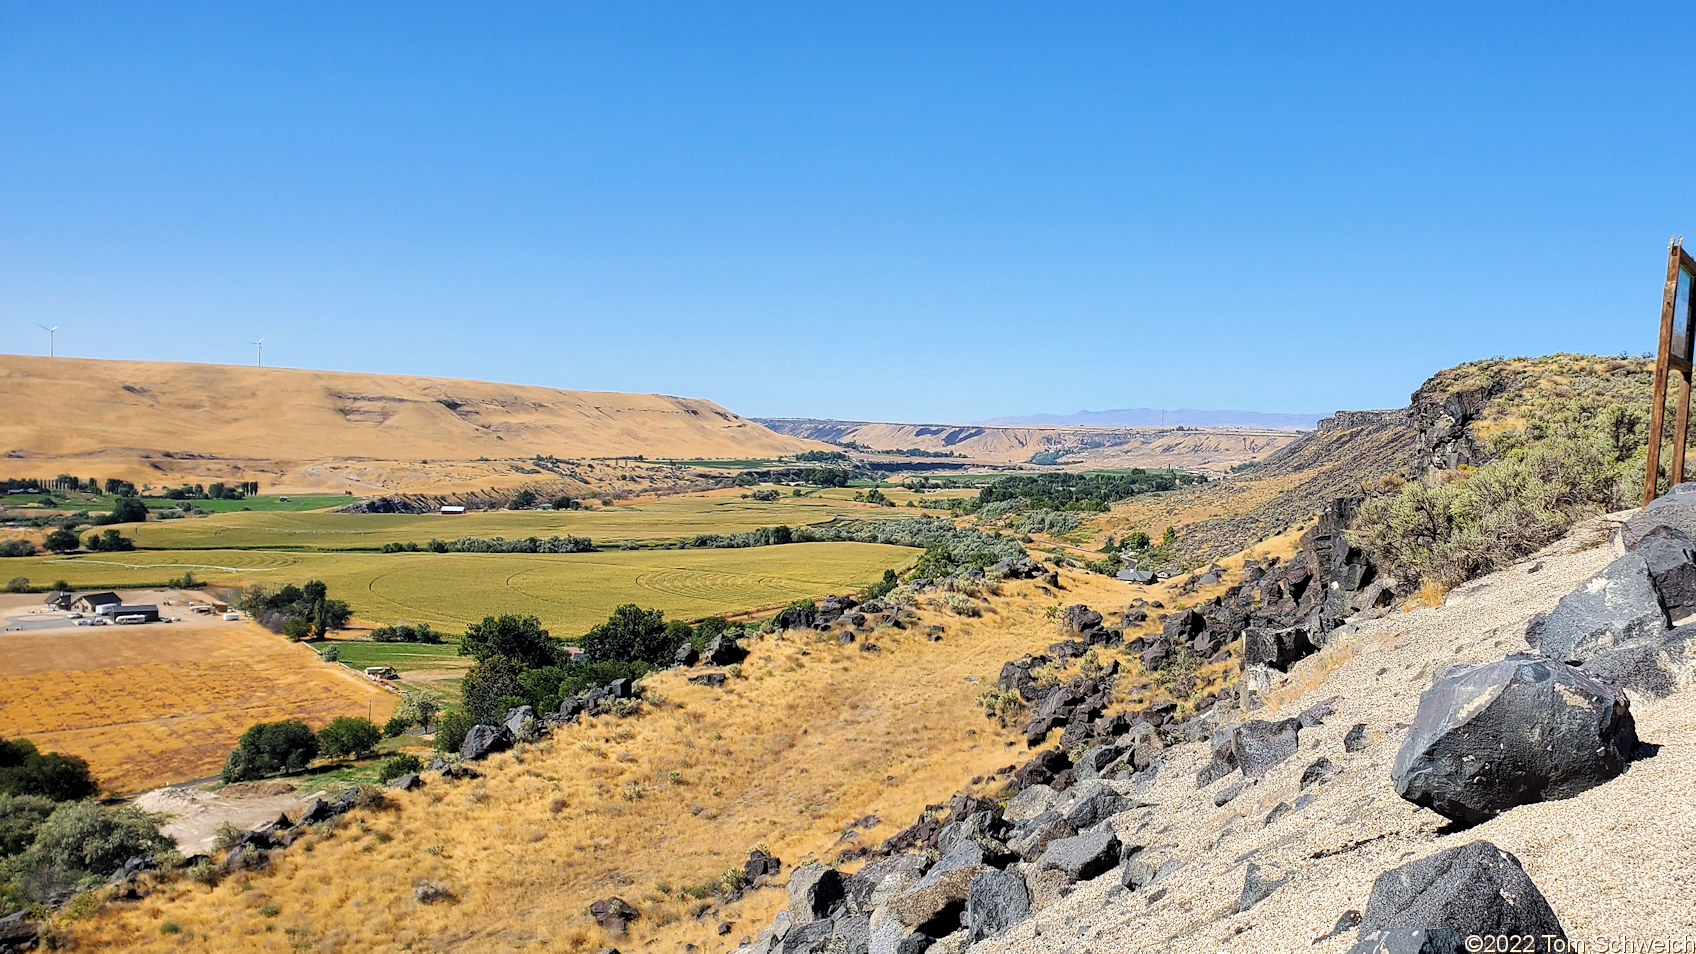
[1645,237,1696,506]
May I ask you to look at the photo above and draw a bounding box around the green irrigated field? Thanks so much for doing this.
[123,494,886,551]
[0,493,354,514]
[3,542,916,637]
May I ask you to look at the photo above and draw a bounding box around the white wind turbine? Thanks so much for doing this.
[33,323,59,357]
[251,337,265,367]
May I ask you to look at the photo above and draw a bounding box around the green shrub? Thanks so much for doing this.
[0,540,35,558]
[1355,435,1624,589]
[24,800,170,881]
[3,577,28,594]
[377,754,423,783]
[434,708,475,754]
[370,622,442,644]
[316,717,381,760]
[0,793,57,856]
[383,713,411,738]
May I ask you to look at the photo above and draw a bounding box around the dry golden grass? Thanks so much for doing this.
[0,592,393,792]
[0,355,823,494]
[68,569,1156,954]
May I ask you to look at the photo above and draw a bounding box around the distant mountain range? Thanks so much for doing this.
[976,408,1322,430]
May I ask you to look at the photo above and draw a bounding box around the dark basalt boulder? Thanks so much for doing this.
[703,634,747,665]
[1525,553,1669,664]
[787,863,846,924]
[776,605,815,630]
[1243,625,1316,672]
[1635,527,1696,615]
[590,897,639,936]
[689,672,727,687]
[1579,624,1696,700]
[745,848,782,884]
[1162,608,1207,643]
[1060,604,1103,634]
[460,722,513,761]
[1350,842,1566,953]
[1619,482,1696,550]
[502,705,535,741]
[674,642,700,666]
[965,868,1030,942]
[1344,723,1370,752]
[1034,826,1121,882]
[1391,656,1639,825]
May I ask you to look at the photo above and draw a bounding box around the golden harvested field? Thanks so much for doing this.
[125,493,886,551]
[0,594,393,793]
[0,355,823,493]
[72,567,1180,954]
[1,543,918,636]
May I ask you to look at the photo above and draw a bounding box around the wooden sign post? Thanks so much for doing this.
[1644,238,1696,506]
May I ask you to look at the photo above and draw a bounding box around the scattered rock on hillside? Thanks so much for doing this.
[775,605,815,630]
[689,672,726,687]
[1243,625,1316,672]
[1343,723,1370,752]
[1034,827,1120,882]
[460,722,513,761]
[1299,757,1337,789]
[503,705,537,742]
[966,868,1031,941]
[1524,553,1669,664]
[1391,655,1639,825]
[745,849,782,885]
[590,897,639,936]
[703,634,746,665]
[1579,624,1696,700]
[1061,604,1103,634]
[788,863,846,924]
[1238,862,1290,913]
[1350,841,1567,952]
[414,880,454,904]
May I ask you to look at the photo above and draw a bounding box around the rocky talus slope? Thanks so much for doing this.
[731,500,1696,953]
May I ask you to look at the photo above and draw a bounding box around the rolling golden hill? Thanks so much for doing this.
[756,417,1300,470]
[0,355,822,494]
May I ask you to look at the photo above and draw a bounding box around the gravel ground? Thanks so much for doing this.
[979,536,1696,954]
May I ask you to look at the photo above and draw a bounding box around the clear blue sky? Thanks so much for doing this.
[3,3,1693,422]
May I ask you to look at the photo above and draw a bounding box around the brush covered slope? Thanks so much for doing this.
[1097,353,1654,566]
[67,566,1205,953]
[0,355,822,493]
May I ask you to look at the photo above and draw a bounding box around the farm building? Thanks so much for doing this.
[440,505,466,515]
[43,591,74,610]
[112,605,160,624]
[72,592,122,615]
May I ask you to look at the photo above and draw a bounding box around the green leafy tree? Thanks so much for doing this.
[108,495,149,524]
[579,604,679,666]
[459,655,528,723]
[86,529,135,552]
[220,721,319,782]
[507,489,538,510]
[316,717,381,759]
[459,614,562,668]
[0,738,97,801]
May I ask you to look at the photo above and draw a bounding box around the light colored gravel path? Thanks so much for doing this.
[980,538,1696,954]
